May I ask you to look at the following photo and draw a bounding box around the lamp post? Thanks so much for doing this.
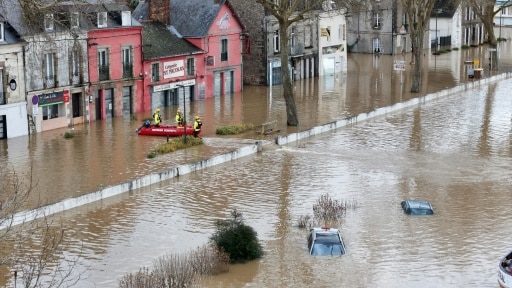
[434,9,442,55]
[176,84,186,143]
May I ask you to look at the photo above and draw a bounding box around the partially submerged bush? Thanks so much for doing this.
[64,131,74,139]
[118,244,228,288]
[216,123,254,135]
[147,137,203,158]
[189,244,230,275]
[209,210,263,263]
[297,215,312,229]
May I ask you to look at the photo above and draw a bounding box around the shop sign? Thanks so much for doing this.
[38,91,64,107]
[153,79,196,92]
[63,90,70,103]
[163,60,185,79]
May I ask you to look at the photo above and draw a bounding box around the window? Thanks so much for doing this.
[373,12,381,29]
[121,11,131,26]
[43,53,55,88]
[45,14,54,31]
[291,27,295,48]
[304,26,311,47]
[122,46,132,78]
[151,63,159,82]
[98,12,107,28]
[70,49,80,85]
[0,22,4,41]
[42,104,62,120]
[70,12,79,28]
[221,39,228,61]
[98,49,109,81]
[273,30,280,53]
[187,58,195,76]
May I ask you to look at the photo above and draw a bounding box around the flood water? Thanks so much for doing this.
[1,42,512,287]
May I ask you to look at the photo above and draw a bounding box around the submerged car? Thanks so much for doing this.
[401,200,434,215]
[307,227,346,256]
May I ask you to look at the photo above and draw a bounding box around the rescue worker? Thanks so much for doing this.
[153,108,162,127]
[175,109,184,126]
[193,115,202,138]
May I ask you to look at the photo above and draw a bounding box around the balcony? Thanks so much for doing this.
[71,73,81,85]
[44,75,55,88]
[0,92,5,105]
[99,65,109,81]
[290,45,304,57]
[123,63,133,78]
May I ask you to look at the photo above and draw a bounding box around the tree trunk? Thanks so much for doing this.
[409,26,424,93]
[279,20,299,126]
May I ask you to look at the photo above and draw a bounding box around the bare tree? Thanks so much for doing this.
[0,166,85,287]
[255,0,354,126]
[469,0,512,70]
[399,0,437,93]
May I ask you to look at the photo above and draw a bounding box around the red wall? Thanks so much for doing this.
[87,27,144,117]
[186,4,244,98]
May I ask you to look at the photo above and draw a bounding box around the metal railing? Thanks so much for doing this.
[99,65,109,81]
[123,63,133,78]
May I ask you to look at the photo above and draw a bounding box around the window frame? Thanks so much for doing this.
[70,12,79,29]
[0,22,4,41]
[220,39,228,62]
[98,12,107,28]
[186,57,195,76]
[151,62,160,82]
[273,30,280,53]
[45,14,54,31]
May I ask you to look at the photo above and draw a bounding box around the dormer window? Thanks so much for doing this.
[70,12,79,29]
[98,12,107,28]
[0,23,4,41]
[44,14,54,31]
[121,11,131,26]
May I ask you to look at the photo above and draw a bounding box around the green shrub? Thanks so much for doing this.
[452,47,459,50]
[216,123,254,135]
[210,210,263,263]
[461,45,470,49]
[64,132,74,139]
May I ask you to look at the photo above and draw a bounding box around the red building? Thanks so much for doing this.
[135,0,244,103]
[136,20,205,114]
[87,9,144,120]
[174,0,244,98]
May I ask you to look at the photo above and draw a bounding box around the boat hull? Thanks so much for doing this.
[137,125,194,137]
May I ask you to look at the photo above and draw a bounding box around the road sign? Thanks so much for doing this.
[394,60,406,71]
[487,48,497,51]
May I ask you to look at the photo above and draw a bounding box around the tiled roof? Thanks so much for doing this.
[170,0,226,38]
[141,21,203,60]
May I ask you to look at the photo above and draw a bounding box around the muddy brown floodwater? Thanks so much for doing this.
[1,42,512,287]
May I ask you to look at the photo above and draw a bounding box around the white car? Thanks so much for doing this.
[307,227,346,256]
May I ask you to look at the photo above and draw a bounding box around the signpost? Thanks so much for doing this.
[393,60,406,83]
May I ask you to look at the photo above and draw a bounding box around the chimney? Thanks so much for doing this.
[149,0,170,25]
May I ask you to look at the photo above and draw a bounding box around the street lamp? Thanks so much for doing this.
[434,8,443,55]
[176,84,186,143]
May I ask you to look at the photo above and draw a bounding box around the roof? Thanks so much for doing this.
[141,21,203,60]
[0,0,140,36]
[170,0,225,37]
[431,0,458,18]
[134,0,244,38]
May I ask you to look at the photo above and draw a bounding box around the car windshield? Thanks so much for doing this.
[311,243,344,256]
[408,208,433,215]
[311,234,345,256]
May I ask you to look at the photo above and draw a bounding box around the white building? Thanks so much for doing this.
[0,15,28,139]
